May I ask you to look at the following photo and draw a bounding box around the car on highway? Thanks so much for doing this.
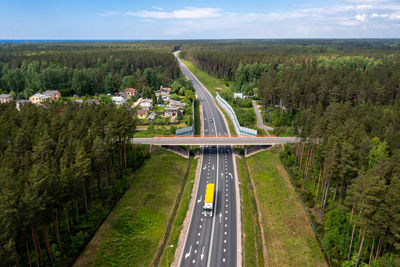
[209,118,213,122]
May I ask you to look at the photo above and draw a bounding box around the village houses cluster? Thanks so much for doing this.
[1,90,62,110]
[0,85,186,121]
[127,86,186,121]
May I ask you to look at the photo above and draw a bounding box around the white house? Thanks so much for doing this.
[0,94,13,103]
[234,93,243,99]
[112,96,125,105]
[16,99,29,110]
[139,98,153,111]
[167,99,185,108]
[29,93,49,105]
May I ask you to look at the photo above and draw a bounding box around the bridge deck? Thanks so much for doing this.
[129,136,299,146]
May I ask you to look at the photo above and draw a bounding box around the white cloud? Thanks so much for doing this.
[371,12,400,20]
[98,1,400,38]
[126,7,222,19]
[355,13,368,22]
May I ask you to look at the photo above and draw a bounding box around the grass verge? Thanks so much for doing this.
[74,147,189,267]
[158,158,198,266]
[194,99,201,135]
[246,149,327,267]
[179,57,228,96]
[237,156,265,267]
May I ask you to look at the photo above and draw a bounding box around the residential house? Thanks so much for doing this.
[43,90,61,100]
[136,109,147,120]
[139,98,153,111]
[86,99,100,105]
[112,96,125,105]
[16,99,29,110]
[147,112,156,121]
[155,91,170,103]
[167,99,185,109]
[122,88,139,99]
[155,86,172,103]
[233,93,243,99]
[29,93,49,105]
[165,107,179,117]
[0,94,13,103]
[118,91,129,100]
[159,86,171,93]
[74,99,84,104]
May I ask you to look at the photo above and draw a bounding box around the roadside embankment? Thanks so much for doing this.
[73,147,189,266]
[245,148,327,266]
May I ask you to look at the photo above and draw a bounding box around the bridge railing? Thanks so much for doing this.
[216,93,257,136]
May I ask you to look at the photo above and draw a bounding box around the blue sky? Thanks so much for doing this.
[1,0,400,39]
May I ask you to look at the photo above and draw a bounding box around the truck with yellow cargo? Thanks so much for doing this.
[204,183,215,217]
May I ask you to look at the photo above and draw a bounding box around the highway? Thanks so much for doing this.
[175,51,238,267]
[129,136,299,146]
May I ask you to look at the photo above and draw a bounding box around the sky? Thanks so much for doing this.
[0,0,400,39]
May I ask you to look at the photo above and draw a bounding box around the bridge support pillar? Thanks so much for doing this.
[244,145,247,157]
[149,144,152,154]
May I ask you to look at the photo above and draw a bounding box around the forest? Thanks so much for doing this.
[181,40,400,266]
[0,42,186,266]
[0,42,180,99]
[0,101,148,266]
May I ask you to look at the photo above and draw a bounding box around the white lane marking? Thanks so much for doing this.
[201,218,203,221]
[226,193,228,196]
[197,196,202,203]
[225,217,228,220]
[203,165,207,170]
[229,173,233,179]
[198,232,200,236]
[212,164,214,170]
[224,240,227,243]
[224,248,226,252]
[226,199,228,202]
[193,259,196,263]
[201,246,205,260]
[226,204,228,208]
[226,188,228,192]
[219,213,222,223]
[195,249,197,254]
[200,225,202,229]
[225,210,228,214]
[225,224,227,227]
[223,258,226,262]
[185,245,192,259]
[224,231,227,235]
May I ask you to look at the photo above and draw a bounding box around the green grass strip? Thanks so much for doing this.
[237,156,265,267]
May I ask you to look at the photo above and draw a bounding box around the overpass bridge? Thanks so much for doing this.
[129,136,300,146]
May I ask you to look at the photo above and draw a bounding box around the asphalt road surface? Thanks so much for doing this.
[175,52,238,267]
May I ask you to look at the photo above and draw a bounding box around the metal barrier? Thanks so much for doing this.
[176,126,193,136]
[176,100,196,136]
[216,93,257,136]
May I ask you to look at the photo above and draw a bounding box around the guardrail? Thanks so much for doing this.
[216,93,257,136]
[176,126,193,136]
